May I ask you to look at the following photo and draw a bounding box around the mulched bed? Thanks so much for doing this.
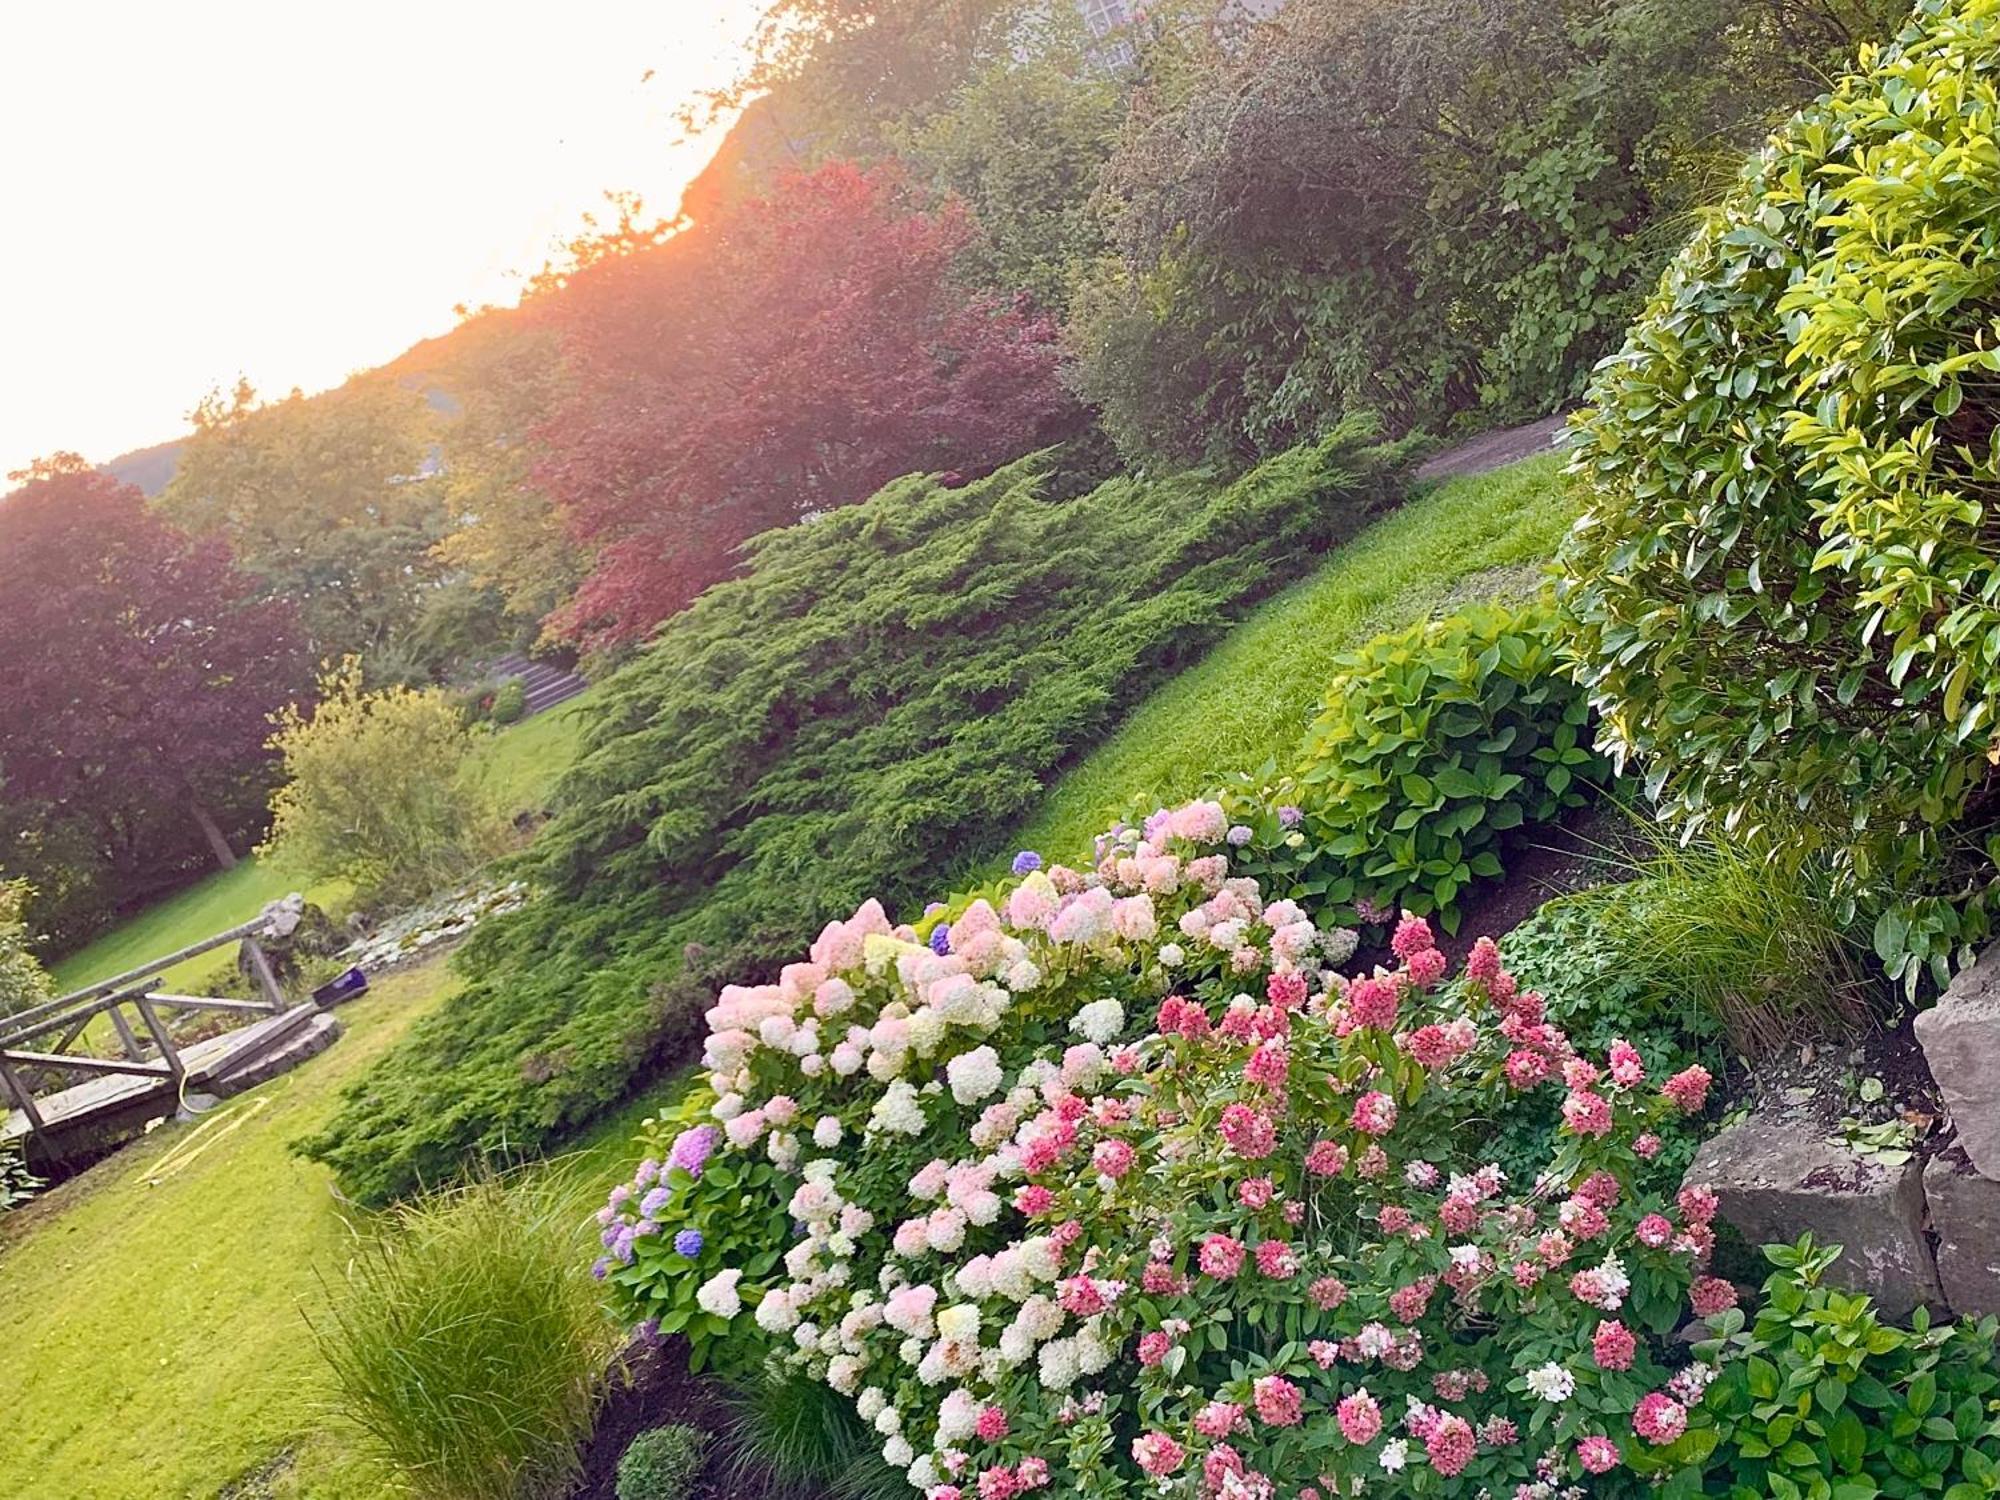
[572,1337,819,1500]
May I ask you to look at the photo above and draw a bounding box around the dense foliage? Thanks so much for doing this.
[1696,1238,2000,1498]
[298,431,1407,1205]
[312,1176,617,1500]
[1556,0,2000,989]
[0,878,51,1019]
[160,377,470,679]
[0,458,308,948]
[263,660,508,908]
[1224,601,1611,932]
[598,803,1728,1496]
[1070,0,1911,467]
[530,159,1082,651]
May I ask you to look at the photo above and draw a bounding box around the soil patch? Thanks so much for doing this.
[572,1337,823,1500]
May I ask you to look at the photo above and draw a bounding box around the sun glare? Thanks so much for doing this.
[0,0,762,477]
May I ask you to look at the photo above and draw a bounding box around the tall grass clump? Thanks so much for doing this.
[726,1369,903,1499]
[1546,823,1870,1055]
[312,1174,617,1500]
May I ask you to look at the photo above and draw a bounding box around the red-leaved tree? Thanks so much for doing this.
[0,458,309,942]
[532,160,1083,649]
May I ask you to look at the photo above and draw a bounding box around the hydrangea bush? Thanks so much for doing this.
[597,803,1727,1497]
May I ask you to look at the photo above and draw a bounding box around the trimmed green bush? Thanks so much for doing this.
[614,1425,707,1500]
[311,1174,616,1500]
[1558,0,2000,988]
[490,680,526,726]
[299,429,1410,1204]
[263,658,509,908]
[1230,599,1611,930]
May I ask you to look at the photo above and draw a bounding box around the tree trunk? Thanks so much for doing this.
[188,796,239,871]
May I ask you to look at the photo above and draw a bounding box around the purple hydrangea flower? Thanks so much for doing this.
[636,1318,663,1346]
[1011,850,1043,875]
[1227,824,1254,847]
[640,1186,672,1218]
[674,1228,704,1258]
[591,1257,610,1281]
[668,1124,721,1178]
[929,923,952,956]
[1278,805,1303,829]
[634,1218,660,1238]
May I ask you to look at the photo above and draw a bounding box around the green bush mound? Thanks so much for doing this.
[299,427,1410,1204]
[614,1425,707,1500]
[1558,0,2000,988]
[1229,599,1612,931]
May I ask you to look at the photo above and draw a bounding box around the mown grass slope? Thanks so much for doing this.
[1009,454,1577,863]
[0,958,673,1500]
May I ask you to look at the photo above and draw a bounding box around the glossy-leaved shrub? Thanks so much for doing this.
[1695,1237,2000,1499]
[1558,0,2000,989]
[299,428,1410,1205]
[1229,600,1611,931]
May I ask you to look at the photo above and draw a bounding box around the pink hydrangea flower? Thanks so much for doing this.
[1633,1393,1687,1445]
[1220,1102,1278,1159]
[1425,1414,1475,1476]
[1561,1090,1612,1137]
[1690,1275,1738,1317]
[1253,1374,1304,1426]
[976,1406,1010,1442]
[1092,1139,1135,1178]
[1391,916,1435,959]
[1336,1389,1382,1444]
[1305,1139,1348,1176]
[1237,1176,1275,1209]
[1198,1233,1246,1279]
[1309,1275,1348,1310]
[1137,1331,1171,1367]
[1351,1091,1397,1136]
[1131,1432,1184,1476]
[1255,1239,1297,1278]
[1592,1319,1637,1371]
[1663,1064,1713,1113]
[1194,1400,1245,1438]
[1577,1436,1620,1474]
[1346,975,1400,1032]
[1636,1213,1674,1248]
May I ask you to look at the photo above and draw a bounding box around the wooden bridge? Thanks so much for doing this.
[0,898,348,1167]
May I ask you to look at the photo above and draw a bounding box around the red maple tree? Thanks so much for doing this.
[531,160,1083,649]
[0,458,309,922]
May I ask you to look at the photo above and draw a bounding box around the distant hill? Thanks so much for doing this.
[101,435,186,497]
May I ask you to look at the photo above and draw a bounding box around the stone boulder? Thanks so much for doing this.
[1925,1146,2000,1317]
[1687,1110,1943,1319]
[1914,947,2000,1180]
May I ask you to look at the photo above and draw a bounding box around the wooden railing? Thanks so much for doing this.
[0,897,303,1136]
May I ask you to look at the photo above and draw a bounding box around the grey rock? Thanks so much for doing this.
[1914,945,2000,1180]
[1925,1146,2000,1317]
[1688,1110,1943,1319]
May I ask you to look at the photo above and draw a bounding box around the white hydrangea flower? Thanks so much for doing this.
[1068,998,1125,1045]
[1527,1362,1575,1402]
[695,1269,743,1319]
[945,1045,1004,1105]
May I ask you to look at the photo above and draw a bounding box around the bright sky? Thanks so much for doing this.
[0,0,764,479]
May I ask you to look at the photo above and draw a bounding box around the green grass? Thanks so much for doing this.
[48,688,600,996]
[1012,454,1579,863]
[0,956,680,1500]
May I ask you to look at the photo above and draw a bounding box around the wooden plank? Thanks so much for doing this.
[0,974,164,1050]
[131,994,184,1084]
[107,1003,147,1061]
[146,993,274,1015]
[0,1049,171,1079]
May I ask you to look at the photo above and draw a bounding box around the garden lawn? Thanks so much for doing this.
[0,956,677,1500]
[48,686,599,995]
[1010,454,1578,865]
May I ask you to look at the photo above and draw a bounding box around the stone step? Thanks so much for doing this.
[209,1013,343,1098]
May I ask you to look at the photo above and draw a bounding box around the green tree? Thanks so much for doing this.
[160,377,458,673]
[262,660,507,908]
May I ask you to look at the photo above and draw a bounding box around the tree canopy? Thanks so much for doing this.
[530,159,1083,651]
[0,458,308,945]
